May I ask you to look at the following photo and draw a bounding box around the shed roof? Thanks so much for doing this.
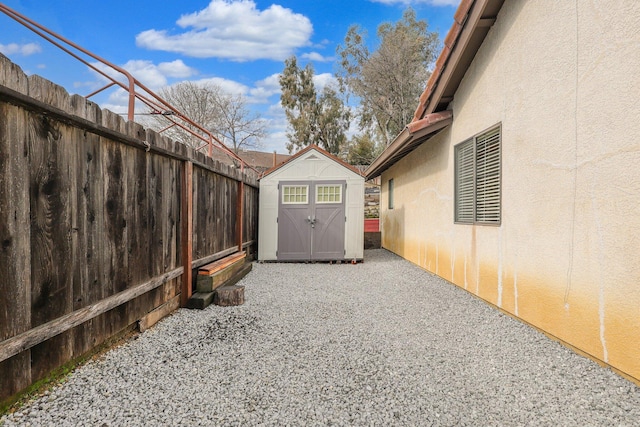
[365,0,505,180]
[260,144,365,179]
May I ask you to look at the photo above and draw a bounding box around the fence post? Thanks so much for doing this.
[181,161,193,307]
[237,166,244,252]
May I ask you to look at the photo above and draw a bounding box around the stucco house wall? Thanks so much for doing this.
[380,1,640,382]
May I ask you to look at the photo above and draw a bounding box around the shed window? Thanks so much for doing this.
[388,178,394,210]
[316,185,342,203]
[282,185,308,204]
[454,125,501,224]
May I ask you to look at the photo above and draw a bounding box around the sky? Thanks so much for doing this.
[0,0,460,154]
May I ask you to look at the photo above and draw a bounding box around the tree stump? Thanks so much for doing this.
[214,285,245,306]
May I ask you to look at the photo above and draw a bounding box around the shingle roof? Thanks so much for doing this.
[236,150,290,171]
[207,148,290,172]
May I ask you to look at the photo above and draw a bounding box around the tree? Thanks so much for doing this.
[279,56,350,155]
[336,8,440,146]
[152,81,222,149]
[150,81,265,153]
[346,132,382,165]
[212,93,267,153]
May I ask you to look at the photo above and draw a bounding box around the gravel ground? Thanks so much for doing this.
[2,249,640,427]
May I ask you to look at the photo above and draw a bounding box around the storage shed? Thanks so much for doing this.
[258,145,365,262]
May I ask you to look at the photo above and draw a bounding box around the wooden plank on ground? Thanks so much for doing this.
[196,255,246,293]
[138,295,180,332]
[198,251,245,275]
[186,292,215,310]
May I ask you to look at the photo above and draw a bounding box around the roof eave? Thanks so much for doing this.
[261,144,365,180]
[365,111,453,180]
[366,0,505,180]
[415,0,505,120]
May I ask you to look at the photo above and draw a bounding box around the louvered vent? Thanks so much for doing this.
[475,127,501,223]
[455,140,475,222]
[454,125,501,225]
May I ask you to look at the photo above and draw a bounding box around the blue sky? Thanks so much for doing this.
[0,0,459,154]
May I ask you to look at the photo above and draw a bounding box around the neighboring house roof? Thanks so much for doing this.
[365,0,505,180]
[237,150,291,171]
[207,147,290,172]
[261,144,365,178]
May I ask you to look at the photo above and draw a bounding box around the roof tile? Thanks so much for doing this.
[406,110,453,134]
[444,20,463,49]
[412,0,475,121]
[454,0,474,24]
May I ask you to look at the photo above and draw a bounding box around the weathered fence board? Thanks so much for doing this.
[244,185,259,258]
[193,166,241,260]
[28,111,76,380]
[71,129,107,358]
[0,99,32,398]
[0,55,259,403]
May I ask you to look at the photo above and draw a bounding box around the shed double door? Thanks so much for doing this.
[277,180,346,261]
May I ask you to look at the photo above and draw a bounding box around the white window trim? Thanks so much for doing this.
[281,185,309,205]
[315,184,343,204]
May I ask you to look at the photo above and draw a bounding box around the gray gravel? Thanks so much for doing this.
[2,249,640,426]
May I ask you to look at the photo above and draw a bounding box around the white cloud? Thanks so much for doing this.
[190,77,250,96]
[260,129,289,154]
[158,60,197,78]
[370,0,460,6]
[123,59,197,87]
[89,59,196,90]
[301,52,334,62]
[135,0,313,61]
[313,73,338,91]
[249,73,282,103]
[0,42,42,56]
[100,89,132,113]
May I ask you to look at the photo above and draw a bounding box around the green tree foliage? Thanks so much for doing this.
[336,8,440,146]
[279,56,350,155]
[346,132,382,165]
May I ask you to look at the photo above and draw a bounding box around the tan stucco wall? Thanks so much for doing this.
[381,0,640,381]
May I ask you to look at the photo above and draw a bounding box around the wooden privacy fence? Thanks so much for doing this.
[0,55,259,403]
